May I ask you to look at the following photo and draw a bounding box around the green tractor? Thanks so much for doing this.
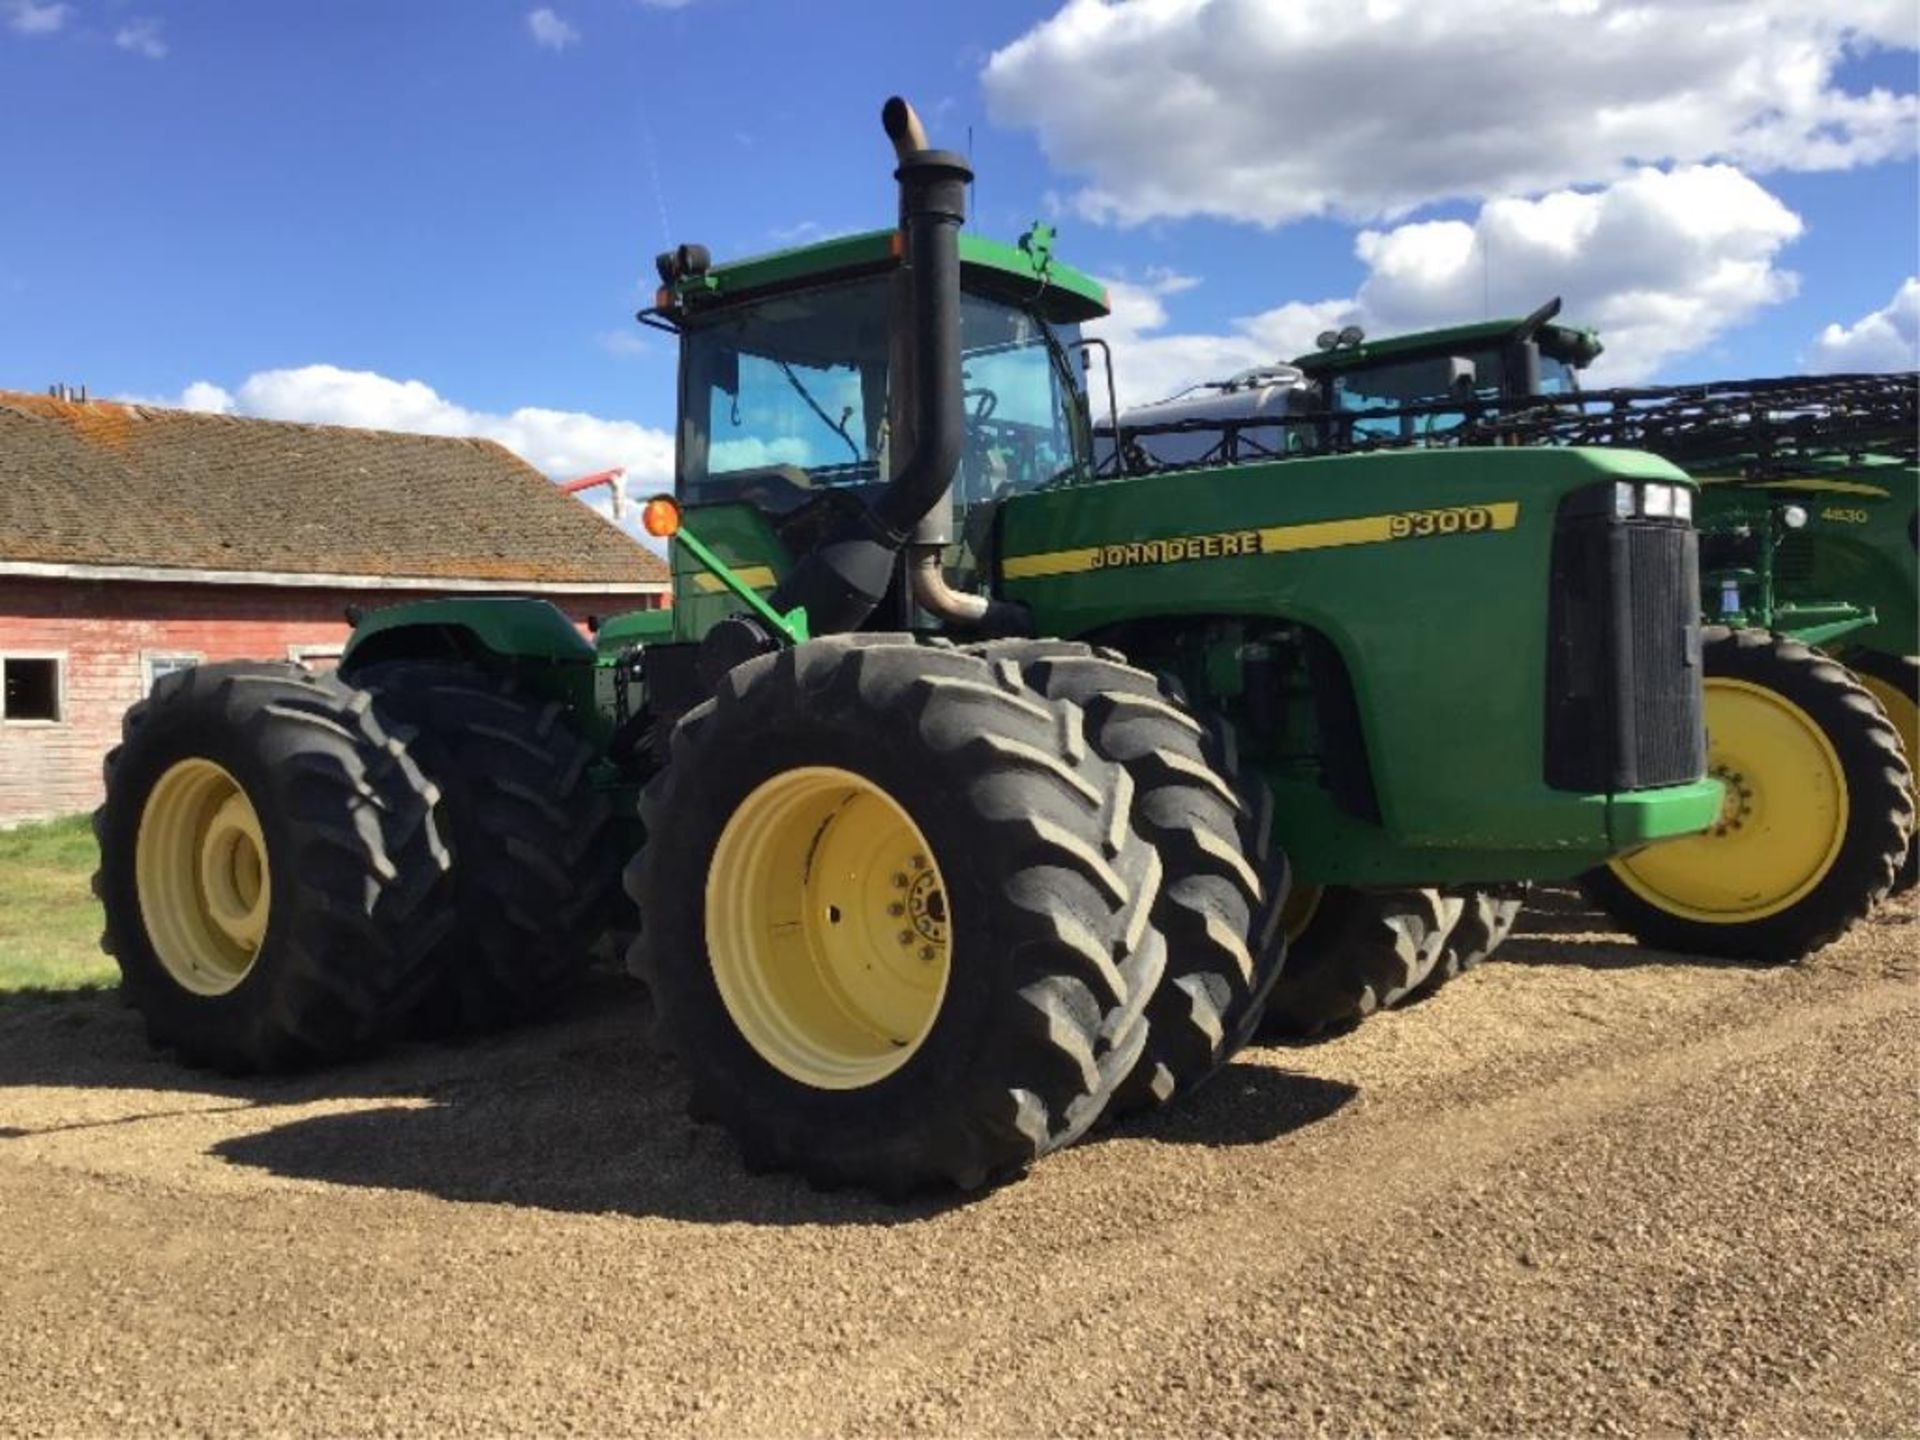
[92,101,1725,1195]
[1271,305,1916,960]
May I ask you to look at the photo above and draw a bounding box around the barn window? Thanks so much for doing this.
[2,656,62,722]
[144,654,201,693]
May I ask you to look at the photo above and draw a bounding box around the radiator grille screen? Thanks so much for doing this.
[1546,491,1707,792]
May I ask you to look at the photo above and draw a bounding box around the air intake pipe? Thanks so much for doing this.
[758,98,979,636]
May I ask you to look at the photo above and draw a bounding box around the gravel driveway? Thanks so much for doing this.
[2,889,1914,1437]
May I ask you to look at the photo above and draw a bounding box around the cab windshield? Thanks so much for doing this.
[677,275,1084,511]
[1328,345,1581,441]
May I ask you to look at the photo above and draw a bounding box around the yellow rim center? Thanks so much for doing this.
[1280,881,1325,942]
[705,766,952,1090]
[1611,676,1849,924]
[135,758,272,995]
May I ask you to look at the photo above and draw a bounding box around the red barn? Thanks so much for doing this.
[0,391,669,825]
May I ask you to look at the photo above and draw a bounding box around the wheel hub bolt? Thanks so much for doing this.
[892,873,909,889]
[897,930,914,946]
[919,945,936,961]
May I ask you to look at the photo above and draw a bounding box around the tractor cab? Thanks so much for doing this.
[645,229,1108,603]
[1291,298,1602,409]
[1286,299,1601,444]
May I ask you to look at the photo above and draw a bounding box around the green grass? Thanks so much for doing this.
[0,815,117,995]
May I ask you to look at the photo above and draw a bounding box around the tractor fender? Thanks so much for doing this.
[339,596,595,674]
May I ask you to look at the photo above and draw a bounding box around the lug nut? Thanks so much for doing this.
[897,930,914,946]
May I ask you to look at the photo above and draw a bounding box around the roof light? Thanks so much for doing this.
[1642,483,1676,519]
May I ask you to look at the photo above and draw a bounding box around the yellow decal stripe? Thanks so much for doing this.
[1002,501,1521,581]
[1752,478,1892,498]
[689,566,779,593]
[1699,475,1893,497]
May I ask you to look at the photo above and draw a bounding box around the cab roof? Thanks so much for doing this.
[1291,317,1603,374]
[659,228,1110,326]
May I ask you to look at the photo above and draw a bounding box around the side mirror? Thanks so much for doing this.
[1447,356,1478,397]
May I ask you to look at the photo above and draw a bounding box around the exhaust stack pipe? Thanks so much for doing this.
[758,97,982,636]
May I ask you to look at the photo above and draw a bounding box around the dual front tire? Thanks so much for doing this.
[628,636,1290,1194]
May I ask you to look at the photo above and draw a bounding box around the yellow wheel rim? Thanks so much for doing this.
[135,758,272,996]
[705,766,951,1090]
[1280,882,1324,943]
[1856,670,1917,772]
[1610,677,1848,924]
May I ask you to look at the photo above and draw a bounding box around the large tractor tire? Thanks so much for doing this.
[92,661,452,1072]
[353,660,622,1033]
[1582,628,1913,961]
[1260,885,1463,1038]
[627,636,1166,1195]
[967,640,1288,1114]
[1844,650,1918,895]
[1409,886,1527,1001]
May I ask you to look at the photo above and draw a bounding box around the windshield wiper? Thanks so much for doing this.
[777,360,862,463]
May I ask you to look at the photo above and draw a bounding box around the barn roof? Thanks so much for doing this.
[0,392,667,591]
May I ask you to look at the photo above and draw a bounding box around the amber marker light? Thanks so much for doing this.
[641,496,682,539]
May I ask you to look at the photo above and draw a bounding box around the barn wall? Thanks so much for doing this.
[0,577,661,825]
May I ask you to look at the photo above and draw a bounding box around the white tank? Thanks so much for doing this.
[1095,364,1309,471]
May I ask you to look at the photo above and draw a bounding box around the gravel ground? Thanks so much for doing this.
[1,889,1914,1438]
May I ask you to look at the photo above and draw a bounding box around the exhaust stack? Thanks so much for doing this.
[758,98,975,636]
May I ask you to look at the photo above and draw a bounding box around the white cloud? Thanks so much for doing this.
[113,17,165,59]
[1351,165,1805,382]
[149,365,673,501]
[984,0,1918,228]
[1094,165,1804,397]
[5,1,69,35]
[1088,271,1353,408]
[1807,277,1920,372]
[178,381,235,414]
[526,7,578,51]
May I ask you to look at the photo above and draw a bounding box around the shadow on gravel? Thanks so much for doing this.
[1501,886,1770,972]
[1121,1064,1357,1149]
[4,973,1359,1226]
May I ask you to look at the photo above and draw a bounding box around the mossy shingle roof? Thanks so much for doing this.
[0,392,666,587]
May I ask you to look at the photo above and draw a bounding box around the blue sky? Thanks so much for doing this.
[3,0,1915,492]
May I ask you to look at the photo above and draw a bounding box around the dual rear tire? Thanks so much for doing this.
[94,658,618,1072]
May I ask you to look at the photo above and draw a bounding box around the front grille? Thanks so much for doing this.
[1545,486,1707,792]
[1773,529,1814,585]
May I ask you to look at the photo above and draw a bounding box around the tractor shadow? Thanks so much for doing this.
[0,973,1358,1226]
[1121,1065,1357,1150]
[1495,884,1774,972]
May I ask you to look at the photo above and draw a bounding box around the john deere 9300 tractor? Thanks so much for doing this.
[93,100,1724,1195]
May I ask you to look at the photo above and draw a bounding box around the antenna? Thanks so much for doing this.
[1482,227,1491,320]
[966,123,975,228]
